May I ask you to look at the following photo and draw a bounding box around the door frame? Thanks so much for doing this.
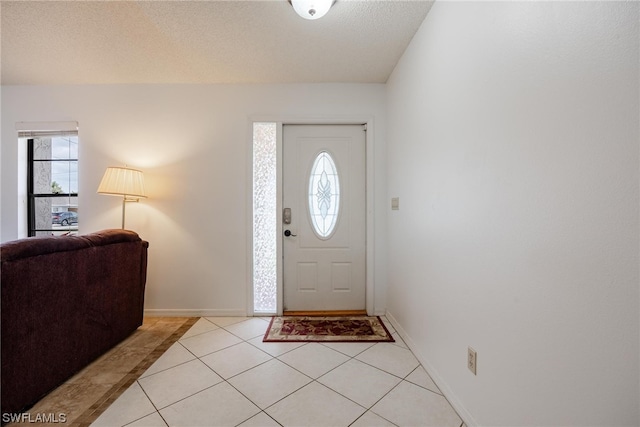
[248,115,376,316]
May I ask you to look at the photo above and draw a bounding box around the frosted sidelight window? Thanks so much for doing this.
[308,151,340,238]
[252,122,277,313]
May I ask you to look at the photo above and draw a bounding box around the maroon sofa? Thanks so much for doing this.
[1,229,148,415]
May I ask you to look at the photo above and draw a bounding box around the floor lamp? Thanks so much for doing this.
[97,166,147,229]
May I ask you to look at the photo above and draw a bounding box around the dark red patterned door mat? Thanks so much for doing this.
[263,316,394,342]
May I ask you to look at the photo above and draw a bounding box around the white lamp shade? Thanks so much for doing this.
[291,0,333,20]
[97,167,147,198]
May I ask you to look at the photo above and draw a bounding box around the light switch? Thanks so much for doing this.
[391,197,400,210]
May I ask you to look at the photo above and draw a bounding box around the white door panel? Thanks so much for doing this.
[283,124,366,311]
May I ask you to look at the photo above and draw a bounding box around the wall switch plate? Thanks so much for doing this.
[468,347,477,375]
[391,197,400,210]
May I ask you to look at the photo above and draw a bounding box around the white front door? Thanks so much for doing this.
[283,124,366,311]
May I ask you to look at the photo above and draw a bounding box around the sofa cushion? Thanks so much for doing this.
[1,235,91,262]
[1,229,144,262]
[81,229,143,247]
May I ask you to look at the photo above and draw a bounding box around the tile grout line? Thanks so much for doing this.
[131,321,287,426]
[145,332,360,424]
[265,318,436,426]
[103,316,458,427]
[125,383,167,427]
[145,331,289,425]
[80,317,199,426]
[260,341,397,424]
[216,321,402,422]
[262,320,431,424]
[126,327,250,425]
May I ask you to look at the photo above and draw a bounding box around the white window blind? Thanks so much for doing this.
[16,121,78,138]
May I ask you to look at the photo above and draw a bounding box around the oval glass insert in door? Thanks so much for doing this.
[308,151,340,238]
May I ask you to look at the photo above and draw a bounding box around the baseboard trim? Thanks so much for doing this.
[144,309,247,317]
[385,310,478,427]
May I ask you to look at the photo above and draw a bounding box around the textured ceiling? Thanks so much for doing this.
[1,0,434,85]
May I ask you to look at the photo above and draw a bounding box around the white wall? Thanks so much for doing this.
[386,2,638,426]
[1,83,388,316]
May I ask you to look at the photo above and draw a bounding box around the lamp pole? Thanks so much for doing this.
[122,196,126,229]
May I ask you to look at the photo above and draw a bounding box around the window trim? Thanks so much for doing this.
[26,136,79,237]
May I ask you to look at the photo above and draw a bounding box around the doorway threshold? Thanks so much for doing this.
[283,310,368,317]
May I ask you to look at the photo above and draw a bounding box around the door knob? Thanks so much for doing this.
[284,230,297,237]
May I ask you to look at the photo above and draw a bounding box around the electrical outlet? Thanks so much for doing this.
[468,347,477,375]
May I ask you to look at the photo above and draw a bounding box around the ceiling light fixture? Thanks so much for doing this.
[290,0,335,20]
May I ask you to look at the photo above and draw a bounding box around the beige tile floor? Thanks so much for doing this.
[91,316,464,427]
[5,317,198,427]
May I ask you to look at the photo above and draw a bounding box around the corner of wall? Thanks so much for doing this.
[385,310,478,427]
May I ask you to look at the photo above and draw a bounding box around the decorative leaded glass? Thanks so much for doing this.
[253,122,277,313]
[308,151,340,238]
